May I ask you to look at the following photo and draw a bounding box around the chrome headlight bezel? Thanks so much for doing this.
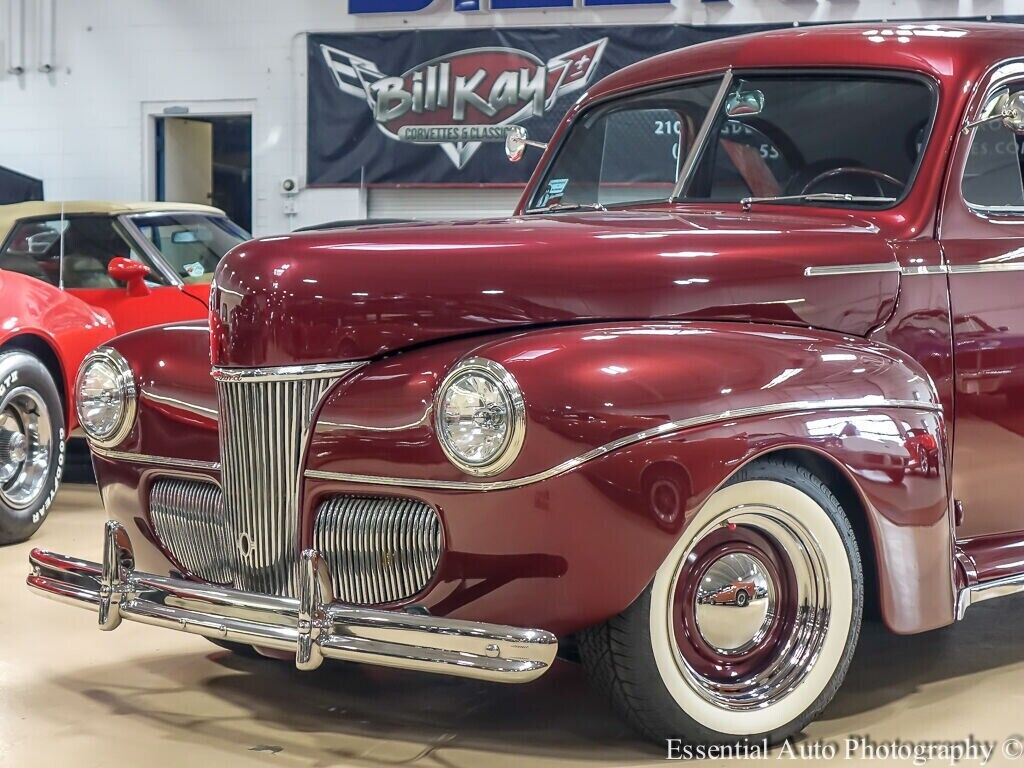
[435,357,526,477]
[75,347,137,448]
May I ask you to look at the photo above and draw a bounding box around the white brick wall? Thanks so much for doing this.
[0,0,1016,235]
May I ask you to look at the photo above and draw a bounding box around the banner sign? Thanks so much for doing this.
[307,24,769,186]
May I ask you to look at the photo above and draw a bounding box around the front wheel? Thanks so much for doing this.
[579,457,863,745]
[0,351,65,545]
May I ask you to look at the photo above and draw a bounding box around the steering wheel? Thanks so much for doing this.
[800,166,904,196]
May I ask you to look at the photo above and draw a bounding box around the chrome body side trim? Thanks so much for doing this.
[212,361,366,383]
[806,262,1024,277]
[140,390,218,422]
[950,262,1024,274]
[956,572,1024,620]
[804,263,900,277]
[90,446,220,472]
[671,69,733,201]
[306,397,943,492]
[27,522,557,682]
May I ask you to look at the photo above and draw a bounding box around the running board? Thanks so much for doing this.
[957,572,1024,619]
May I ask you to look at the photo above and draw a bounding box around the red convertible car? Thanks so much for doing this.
[0,271,113,543]
[0,201,249,334]
[27,22,1024,746]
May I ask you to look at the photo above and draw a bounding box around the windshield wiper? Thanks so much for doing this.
[524,202,607,215]
[740,193,897,211]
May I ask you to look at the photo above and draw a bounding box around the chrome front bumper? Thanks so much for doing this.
[27,521,558,683]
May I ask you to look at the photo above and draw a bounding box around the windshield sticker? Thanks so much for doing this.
[183,262,206,278]
[538,178,568,208]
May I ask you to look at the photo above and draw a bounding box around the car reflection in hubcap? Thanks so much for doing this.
[694,552,775,655]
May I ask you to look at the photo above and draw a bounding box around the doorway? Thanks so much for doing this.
[154,115,252,232]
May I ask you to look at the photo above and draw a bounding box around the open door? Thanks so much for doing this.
[161,118,213,205]
[155,114,252,231]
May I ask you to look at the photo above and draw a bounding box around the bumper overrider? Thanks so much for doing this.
[27,521,558,683]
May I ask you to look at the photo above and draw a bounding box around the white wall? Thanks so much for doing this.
[0,0,1019,235]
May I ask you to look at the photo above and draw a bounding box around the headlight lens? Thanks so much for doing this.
[76,348,137,447]
[436,357,525,476]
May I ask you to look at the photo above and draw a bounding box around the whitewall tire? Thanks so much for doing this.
[579,457,863,745]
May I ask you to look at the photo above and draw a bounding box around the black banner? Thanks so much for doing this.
[307,24,775,186]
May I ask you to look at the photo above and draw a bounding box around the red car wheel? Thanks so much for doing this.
[0,351,64,545]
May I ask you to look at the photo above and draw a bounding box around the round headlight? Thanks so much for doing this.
[76,348,137,448]
[436,357,525,476]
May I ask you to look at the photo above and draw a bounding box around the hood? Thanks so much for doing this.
[211,209,899,368]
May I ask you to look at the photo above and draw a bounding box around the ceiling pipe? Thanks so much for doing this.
[37,0,56,73]
[6,0,26,75]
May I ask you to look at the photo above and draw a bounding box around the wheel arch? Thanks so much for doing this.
[0,333,69,426]
[732,445,882,623]
[715,434,954,635]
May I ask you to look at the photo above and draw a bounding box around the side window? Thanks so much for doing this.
[962,86,1024,210]
[0,217,165,288]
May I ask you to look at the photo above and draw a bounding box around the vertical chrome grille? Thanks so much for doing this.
[149,479,231,583]
[314,495,442,605]
[215,367,353,597]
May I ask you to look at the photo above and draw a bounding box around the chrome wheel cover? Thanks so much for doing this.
[0,386,53,509]
[668,503,831,711]
[649,480,853,735]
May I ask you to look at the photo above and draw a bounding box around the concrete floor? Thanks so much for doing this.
[4,484,1024,767]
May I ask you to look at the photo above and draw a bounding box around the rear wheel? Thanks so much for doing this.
[0,351,64,545]
[579,457,863,745]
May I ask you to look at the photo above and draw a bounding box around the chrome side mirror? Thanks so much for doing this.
[1004,92,1024,134]
[962,89,1024,135]
[505,126,547,163]
[725,88,765,119]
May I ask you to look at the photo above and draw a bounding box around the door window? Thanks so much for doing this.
[0,216,164,288]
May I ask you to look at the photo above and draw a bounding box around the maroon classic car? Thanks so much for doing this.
[27,22,1024,747]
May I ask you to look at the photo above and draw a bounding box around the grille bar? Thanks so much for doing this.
[149,479,231,583]
[217,376,340,597]
[314,495,442,605]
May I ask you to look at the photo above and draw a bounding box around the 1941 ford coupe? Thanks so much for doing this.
[28,23,1024,746]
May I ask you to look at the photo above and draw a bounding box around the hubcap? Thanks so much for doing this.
[0,387,52,509]
[669,504,831,711]
[694,552,775,655]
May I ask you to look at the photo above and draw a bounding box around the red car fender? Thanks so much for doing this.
[0,271,116,430]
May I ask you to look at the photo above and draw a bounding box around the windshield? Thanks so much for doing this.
[528,72,935,212]
[129,213,249,284]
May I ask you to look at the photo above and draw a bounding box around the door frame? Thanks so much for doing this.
[141,99,256,205]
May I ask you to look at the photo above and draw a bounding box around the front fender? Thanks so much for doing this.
[306,322,951,634]
[308,321,938,484]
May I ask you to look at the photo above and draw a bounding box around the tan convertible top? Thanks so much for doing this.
[0,200,225,240]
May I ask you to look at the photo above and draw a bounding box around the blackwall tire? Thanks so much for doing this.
[206,638,266,659]
[578,457,863,745]
[0,351,65,546]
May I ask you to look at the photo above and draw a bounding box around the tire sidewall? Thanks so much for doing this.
[643,467,862,743]
[0,351,65,544]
